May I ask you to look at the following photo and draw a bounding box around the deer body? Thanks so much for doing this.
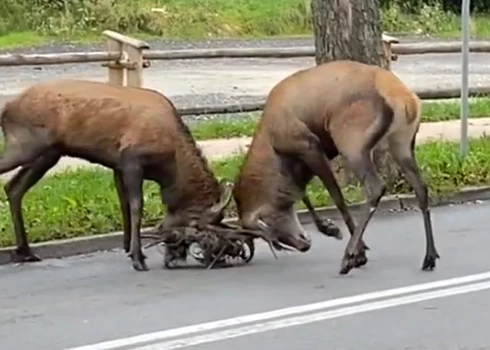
[233,60,439,274]
[0,79,231,271]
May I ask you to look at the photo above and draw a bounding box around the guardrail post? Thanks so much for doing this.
[102,30,150,88]
[381,33,399,70]
[104,35,124,86]
[125,45,146,88]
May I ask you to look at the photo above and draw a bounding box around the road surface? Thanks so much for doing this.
[1,36,490,123]
[1,199,490,349]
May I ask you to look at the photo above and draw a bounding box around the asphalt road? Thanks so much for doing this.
[1,36,490,123]
[1,200,490,350]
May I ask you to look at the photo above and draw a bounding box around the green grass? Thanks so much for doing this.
[1,136,490,248]
[1,0,490,49]
[0,32,48,50]
[436,15,490,38]
[381,4,490,39]
[421,97,490,122]
[187,97,490,141]
[189,116,259,140]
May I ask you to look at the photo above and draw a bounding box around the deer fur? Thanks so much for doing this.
[0,79,234,271]
[232,60,440,275]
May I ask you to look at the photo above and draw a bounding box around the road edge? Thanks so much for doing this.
[1,185,490,265]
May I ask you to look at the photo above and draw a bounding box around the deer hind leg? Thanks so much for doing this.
[338,148,386,274]
[330,98,394,274]
[4,150,61,262]
[113,170,131,253]
[120,149,148,271]
[388,130,439,271]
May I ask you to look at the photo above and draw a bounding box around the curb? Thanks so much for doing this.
[1,185,490,266]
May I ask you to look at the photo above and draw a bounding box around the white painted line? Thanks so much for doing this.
[63,271,490,350]
[136,280,490,350]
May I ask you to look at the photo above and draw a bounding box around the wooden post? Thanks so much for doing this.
[102,30,150,88]
[381,33,399,70]
[105,36,124,86]
[125,45,145,88]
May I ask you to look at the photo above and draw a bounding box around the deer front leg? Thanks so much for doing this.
[338,151,385,274]
[302,195,342,240]
[299,142,358,237]
[113,170,131,253]
[303,194,370,250]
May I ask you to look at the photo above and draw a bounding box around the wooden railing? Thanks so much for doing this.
[1,31,489,116]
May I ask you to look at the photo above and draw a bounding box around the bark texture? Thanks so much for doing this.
[311,0,401,190]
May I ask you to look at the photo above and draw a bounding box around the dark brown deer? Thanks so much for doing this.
[0,79,238,272]
[233,60,440,275]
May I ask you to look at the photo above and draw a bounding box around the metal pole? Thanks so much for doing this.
[460,0,471,157]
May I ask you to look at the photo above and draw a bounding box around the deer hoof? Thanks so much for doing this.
[318,219,343,240]
[361,240,370,251]
[163,245,188,269]
[339,248,368,275]
[12,249,42,263]
[339,257,355,275]
[354,252,368,268]
[164,259,186,269]
[163,255,187,269]
[132,259,149,271]
[421,252,440,271]
[129,252,149,271]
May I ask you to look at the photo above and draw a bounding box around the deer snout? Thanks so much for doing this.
[272,210,312,253]
[279,230,312,253]
[297,232,312,252]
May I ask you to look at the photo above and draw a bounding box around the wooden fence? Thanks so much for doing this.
[1,30,489,116]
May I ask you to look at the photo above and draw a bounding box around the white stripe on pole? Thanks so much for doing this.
[460,0,471,157]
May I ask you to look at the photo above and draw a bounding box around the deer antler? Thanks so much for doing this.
[141,226,196,249]
[203,179,234,224]
[140,219,294,263]
[255,219,297,253]
[204,222,285,259]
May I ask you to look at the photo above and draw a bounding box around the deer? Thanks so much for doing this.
[232,59,440,275]
[0,79,244,272]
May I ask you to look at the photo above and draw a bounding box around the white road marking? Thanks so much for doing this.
[63,271,490,350]
[135,280,490,350]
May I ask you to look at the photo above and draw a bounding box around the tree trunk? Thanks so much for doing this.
[311,0,401,190]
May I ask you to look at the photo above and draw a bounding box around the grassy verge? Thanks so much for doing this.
[188,97,490,141]
[1,136,490,247]
[1,0,489,49]
[0,32,48,50]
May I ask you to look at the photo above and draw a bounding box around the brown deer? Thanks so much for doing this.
[233,60,440,275]
[0,79,238,272]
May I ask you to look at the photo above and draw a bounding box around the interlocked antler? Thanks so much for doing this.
[211,221,299,258]
[141,226,198,249]
[140,221,292,262]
